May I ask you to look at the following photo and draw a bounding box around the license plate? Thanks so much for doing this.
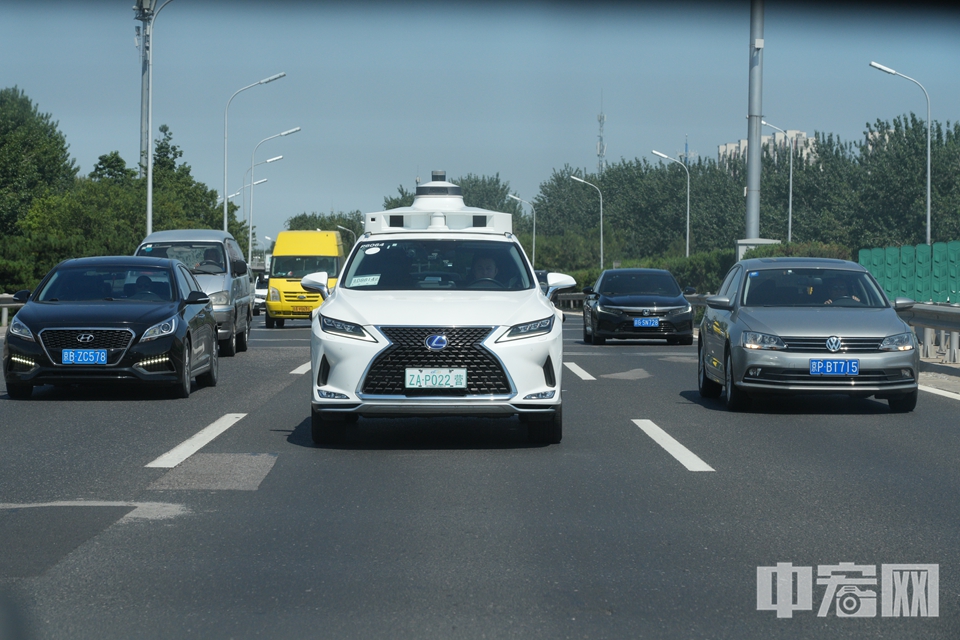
[809,359,859,376]
[292,306,311,313]
[62,349,107,365]
[405,368,467,389]
[634,318,660,327]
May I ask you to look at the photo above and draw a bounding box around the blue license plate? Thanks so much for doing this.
[62,349,107,365]
[634,318,659,328]
[809,359,859,375]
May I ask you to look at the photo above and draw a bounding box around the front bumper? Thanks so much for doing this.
[595,311,693,339]
[213,305,235,340]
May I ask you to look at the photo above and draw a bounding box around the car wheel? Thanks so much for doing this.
[723,349,749,411]
[591,318,605,345]
[265,314,275,329]
[698,341,722,398]
[888,389,918,413]
[6,382,33,400]
[276,319,285,328]
[236,316,250,352]
[253,307,260,316]
[311,410,346,445]
[679,335,694,346]
[172,339,192,399]
[219,325,237,357]
[582,319,591,344]
[526,405,562,445]
[197,339,219,387]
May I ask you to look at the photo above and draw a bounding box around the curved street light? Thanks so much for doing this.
[336,225,357,249]
[761,121,795,243]
[870,61,931,245]
[222,72,286,232]
[241,155,282,230]
[570,175,603,270]
[249,127,300,263]
[139,0,174,236]
[507,194,536,268]
[652,150,691,257]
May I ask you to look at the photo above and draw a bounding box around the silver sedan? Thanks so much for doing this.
[698,257,919,412]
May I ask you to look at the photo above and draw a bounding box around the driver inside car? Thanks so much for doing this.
[824,279,860,305]
[470,254,500,284]
[195,247,223,270]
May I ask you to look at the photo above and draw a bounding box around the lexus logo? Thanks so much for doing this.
[425,334,448,351]
[826,336,843,353]
[77,333,95,343]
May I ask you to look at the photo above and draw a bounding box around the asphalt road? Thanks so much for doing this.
[2,315,960,639]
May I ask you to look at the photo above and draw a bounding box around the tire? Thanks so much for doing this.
[172,340,192,399]
[723,349,749,411]
[219,324,237,357]
[591,318,605,345]
[276,319,285,328]
[679,335,694,346]
[236,315,250,352]
[6,382,33,400]
[311,410,346,445]
[197,338,219,388]
[582,320,591,344]
[265,314,275,329]
[526,405,562,445]
[698,341,722,398]
[888,389,918,413]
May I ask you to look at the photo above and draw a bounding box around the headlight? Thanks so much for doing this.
[880,332,915,351]
[596,305,621,315]
[668,304,693,316]
[269,287,280,301]
[9,316,35,342]
[742,331,785,350]
[496,316,555,342]
[320,315,376,342]
[208,291,230,306]
[141,315,178,342]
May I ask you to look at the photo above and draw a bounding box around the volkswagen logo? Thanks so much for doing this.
[425,334,448,351]
[77,333,95,343]
[826,336,843,353]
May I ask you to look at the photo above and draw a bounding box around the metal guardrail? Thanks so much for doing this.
[0,294,21,329]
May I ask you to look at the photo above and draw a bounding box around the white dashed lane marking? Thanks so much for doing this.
[145,413,247,468]
[632,419,715,472]
[919,385,960,401]
[290,362,312,375]
[563,362,596,381]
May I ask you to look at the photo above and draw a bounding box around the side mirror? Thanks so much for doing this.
[684,286,697,295]
[546,273,577,303]
[582,286,595,295]
[186,290,210,305]
[301,272,330,300]
[13,290,31,303]
[705,295,733,311]
[893,297,915,311]
[231,259,248,276]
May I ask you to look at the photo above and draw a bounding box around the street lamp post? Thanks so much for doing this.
[241,155,281,232]
[507,194,536,268]
[249,127,300,263]
[336,225,357,250]
[223,72,286,233]
[652,150,691,257]
[761,121,794,242]
[870,61,931,245]
[570,175,603,270]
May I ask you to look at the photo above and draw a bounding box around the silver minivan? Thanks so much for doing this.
[136,229,254,356]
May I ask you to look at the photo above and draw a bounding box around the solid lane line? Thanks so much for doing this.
[919,384,960,401]
[290,362,312,375]
[632,419,715,472]
[145,413,247,468]
[563,362,596,380]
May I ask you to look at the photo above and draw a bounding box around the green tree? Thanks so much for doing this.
[383,185,414,209]
[0,87,77,235]
[286,210,364,252]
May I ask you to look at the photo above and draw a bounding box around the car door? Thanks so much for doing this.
[703,265,743,381]
[226,239,251,329]
[177,264,215,369]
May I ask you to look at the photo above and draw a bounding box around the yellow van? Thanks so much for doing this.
[265,230,343,328]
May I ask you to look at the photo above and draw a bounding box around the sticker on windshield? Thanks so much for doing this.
[364,247,381,255]
[749,271,759,277]
[351,275,381,287]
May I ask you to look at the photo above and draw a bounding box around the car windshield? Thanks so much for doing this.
[37,267,175,302]
[341,239,533,291]
[271,256,339,279]
[598,272,680,297]
[137,242,226,275]
[741,268,887,308]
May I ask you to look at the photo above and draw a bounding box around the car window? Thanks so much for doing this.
[137,242,226,275]
[742,268,887,308]
[341,239,533,291]
[598,272,680,296]
[37,267,174,302]
[717,266,742,298]
[271,255,339,279]
[175,264,194,299]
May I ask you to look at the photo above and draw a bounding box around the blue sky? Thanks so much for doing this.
[1,1,958,245]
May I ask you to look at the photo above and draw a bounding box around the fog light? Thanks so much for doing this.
[10,354,36,372]
[524,390,556,400]
[747,367,762,377]
[901,369,913,380]
[317,390,349,399]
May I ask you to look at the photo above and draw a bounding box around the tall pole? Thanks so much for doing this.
[870,61,931,245]
[762,120,794,242]
[249,128,300,263]
[508,194,537,268]
[653,150,691,257]
[570,175,603,270]
[223,72,286,233]
[745,0,764,240]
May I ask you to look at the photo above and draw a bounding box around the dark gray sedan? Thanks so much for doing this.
[698,257,919,412]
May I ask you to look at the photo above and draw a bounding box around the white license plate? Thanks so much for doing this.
[62,349,107,365]
[809,359,859,375]
[405,368,467,389]
[634,318,659,327]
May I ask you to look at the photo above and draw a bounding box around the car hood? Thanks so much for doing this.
[195,273,228,294]
[322,289,555,327]
[599,293,688,308]
[736,306,910,337]
[16,300,181,333]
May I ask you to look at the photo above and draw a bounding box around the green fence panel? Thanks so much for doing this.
[858,248,871,269]
[932,242,949,303]
[914,243,931,302]
[884,246,900,299]
[949,241,960,303]
[871,247,886,291]
[899,245,915,298]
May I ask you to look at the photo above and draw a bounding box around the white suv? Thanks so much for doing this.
[301,172,576,445]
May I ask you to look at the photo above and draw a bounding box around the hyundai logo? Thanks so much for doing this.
[77,334,95,343]
[425,334,448,351]
[826,336,843,353]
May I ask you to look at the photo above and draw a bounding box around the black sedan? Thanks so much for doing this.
[3,256,219,399]
[582,268,695,345]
